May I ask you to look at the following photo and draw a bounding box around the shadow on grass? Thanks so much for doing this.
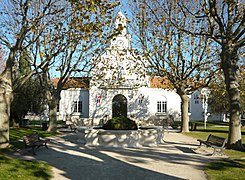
[0,127,56,179]
[207,159,245,170]
[195,129,229,134]
[0,155,52,179]
[196,129,245,136]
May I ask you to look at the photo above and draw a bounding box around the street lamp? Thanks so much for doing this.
[201,88,210,129]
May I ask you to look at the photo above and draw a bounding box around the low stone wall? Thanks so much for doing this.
[77,126,164,147]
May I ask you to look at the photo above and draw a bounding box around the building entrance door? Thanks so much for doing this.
[112,94,127,117]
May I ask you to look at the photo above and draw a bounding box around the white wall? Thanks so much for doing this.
[190,90,225,122]
[189,91,203,121]
[89,86,140,124]
[88,86,182,125]
[58,88,89,121]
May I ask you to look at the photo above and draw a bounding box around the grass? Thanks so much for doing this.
[10,127,58,139]
[0,127,58,180]
[185,124,245,180]
[190,121,230,127]
[0,155,53,180]
[205,159,245,180]
[28,120,67,127]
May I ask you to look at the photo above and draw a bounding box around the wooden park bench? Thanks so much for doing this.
[197,134,227,156]
[23,134,50,155]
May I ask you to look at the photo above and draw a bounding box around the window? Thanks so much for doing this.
[157,101,167,113]
[194,94,199,104]
[57,101,60,112]
[73,101,82,112]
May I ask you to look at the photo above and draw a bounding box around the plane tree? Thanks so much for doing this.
[128,0,219,132]
[209,66,245,121]
[0,0,64,147]
[31,1,117,132]
[171,0,245,149]
[0,45,5,73]
[0,0,117,147]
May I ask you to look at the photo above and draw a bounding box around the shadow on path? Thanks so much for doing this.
[10,132,216,180]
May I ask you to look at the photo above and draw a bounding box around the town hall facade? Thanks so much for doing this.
[56,12,224,127]
[56,12,181,126]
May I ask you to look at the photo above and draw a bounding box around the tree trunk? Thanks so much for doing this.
[221,47,243,150]
[179,93,190,132]
[46,91,58,132]
[0,53,14,148]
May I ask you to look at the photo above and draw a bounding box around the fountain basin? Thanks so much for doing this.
[77,126,164,147]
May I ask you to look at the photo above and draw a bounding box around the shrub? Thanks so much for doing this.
[103,117,138,130]
[171,121,181,129]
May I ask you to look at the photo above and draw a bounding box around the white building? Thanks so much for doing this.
[21,11,227,129]
[56,12,224,127]
[56,12,182,126]
[189,90,226,122]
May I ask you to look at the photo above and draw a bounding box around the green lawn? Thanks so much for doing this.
[205,159,245,180]
[185,125,245,180]
[0,127,58,180]
[0,155,53,180]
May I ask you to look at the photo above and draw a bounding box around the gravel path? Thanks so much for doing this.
[11,130,226,180]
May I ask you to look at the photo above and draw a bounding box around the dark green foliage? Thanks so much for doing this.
[10,77,46,125]
[103,117,138,130]
[171,121,181,129]
[10,50,46,125]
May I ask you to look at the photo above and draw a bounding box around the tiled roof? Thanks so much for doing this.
[149,76,173,89]
[53,76,174,89]
[52,77,90,89]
